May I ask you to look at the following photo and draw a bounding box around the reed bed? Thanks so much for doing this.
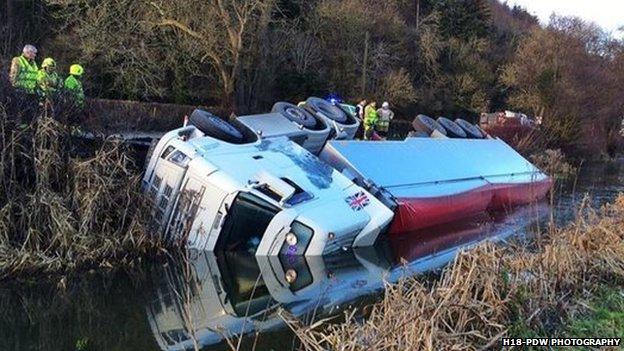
[0,89,164,280]
[287,196,624,350]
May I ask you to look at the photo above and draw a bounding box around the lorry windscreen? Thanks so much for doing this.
[215,192,279,253]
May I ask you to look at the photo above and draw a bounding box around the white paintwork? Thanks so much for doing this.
[236,112,331,155]
[313,110,360,140]
[143,126,393,256]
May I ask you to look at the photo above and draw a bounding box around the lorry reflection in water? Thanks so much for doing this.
[146,202,549,350]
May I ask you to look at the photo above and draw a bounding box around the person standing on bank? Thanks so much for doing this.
[355,99,367,121]
[363,101,378,140]
[376,101,394,138]
[9,45,39,94]
[64,64,85,107]
[37,57,62,99]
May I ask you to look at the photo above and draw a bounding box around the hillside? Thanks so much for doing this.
[2,0,623,157]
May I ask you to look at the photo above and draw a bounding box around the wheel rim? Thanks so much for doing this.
[286,107,306,121]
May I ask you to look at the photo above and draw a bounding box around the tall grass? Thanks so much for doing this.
[0,83,165,280]
[286,195,624,350]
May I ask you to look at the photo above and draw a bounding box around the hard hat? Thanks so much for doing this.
[22,44,37,54]
[42,57,56,68]
[69,64,84,76]
[382,101,389,109]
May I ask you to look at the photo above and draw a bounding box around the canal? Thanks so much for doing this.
[0,159,622,351]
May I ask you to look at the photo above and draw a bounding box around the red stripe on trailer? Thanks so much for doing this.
[489,178,553,210]
[388,185,492,235]
[387,179,552,235]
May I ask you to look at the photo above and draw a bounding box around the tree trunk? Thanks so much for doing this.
[222,78,236,113]
[361,31,369,96]
[416,0,420,30]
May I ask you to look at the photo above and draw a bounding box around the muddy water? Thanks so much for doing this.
[0,160,622,351]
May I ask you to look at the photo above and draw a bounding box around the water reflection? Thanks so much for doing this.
[146,202,550,350]
[1,161,622,350]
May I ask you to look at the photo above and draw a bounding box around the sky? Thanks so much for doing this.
[506,0,624,36]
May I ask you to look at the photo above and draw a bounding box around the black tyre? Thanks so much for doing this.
[412,114,446,136]
[474,124,489,138]
[437,117,467,138]
[189,109,243,143]
[272,102,317,128]
[306,97,347,123]
[455,118,485,139]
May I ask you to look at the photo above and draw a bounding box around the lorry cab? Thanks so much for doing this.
[142,121,393,256]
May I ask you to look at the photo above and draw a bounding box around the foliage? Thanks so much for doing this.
[563,288,624,341]
[2,0,623,155]
[0,81,166,279]
[530,149,576,178]
[502,17,624,156]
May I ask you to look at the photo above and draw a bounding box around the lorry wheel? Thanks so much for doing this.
[306,97,348,123]
[412,114,446,136]
[189,109,244,143]
[437,117,467,138]
[455,118,485,138]
[272,102,317,128]
[474,124,489,138]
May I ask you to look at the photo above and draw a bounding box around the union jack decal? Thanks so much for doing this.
[345,191,370,211]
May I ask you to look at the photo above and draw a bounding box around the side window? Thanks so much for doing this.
[161,145,175,159]
[160,146,190,167]
[168,150,190,167]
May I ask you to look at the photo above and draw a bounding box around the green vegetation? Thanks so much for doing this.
[2,0,623,156]
[507,287,624,350]
[287,195,624,350]
[563,288,624,342]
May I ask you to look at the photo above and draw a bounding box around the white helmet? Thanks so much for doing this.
[23,44,37,55]
[382,101,389,109]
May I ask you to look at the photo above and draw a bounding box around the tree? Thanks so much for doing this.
[309,0,413,100]
[148,0,275,110]
[502,16,623,156]
[45,0,166,100]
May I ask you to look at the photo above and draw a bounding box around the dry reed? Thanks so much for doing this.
[287,196,624,350]
[0,90,165,280]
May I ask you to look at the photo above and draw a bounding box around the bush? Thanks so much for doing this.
[0,79,166,280]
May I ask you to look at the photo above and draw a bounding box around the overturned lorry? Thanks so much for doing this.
[142,98,551,256]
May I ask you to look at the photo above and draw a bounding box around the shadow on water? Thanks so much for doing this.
[0,160,622,350]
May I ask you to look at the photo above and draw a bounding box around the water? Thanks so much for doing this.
[1,160,622,351]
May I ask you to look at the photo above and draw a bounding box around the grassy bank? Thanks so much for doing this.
[287,196,624,350]
[0,90,167,280]
[561,287,624,343]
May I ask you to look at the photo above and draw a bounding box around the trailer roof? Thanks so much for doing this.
[321,138,547,190]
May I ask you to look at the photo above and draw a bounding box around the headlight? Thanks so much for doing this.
[285,269,298,284]
[280,221,313,256]
[285,232,298,246]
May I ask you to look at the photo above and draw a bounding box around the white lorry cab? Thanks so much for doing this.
[142,109,393,256]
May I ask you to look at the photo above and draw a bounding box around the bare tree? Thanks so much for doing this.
[148,0,275,110]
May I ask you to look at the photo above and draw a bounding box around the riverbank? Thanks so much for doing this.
[0,96,169,280]
[288,195,624,350]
